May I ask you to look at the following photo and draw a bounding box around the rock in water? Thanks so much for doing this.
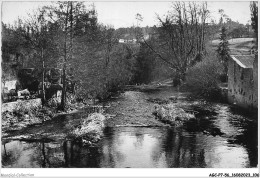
[153,103,195,125]
[72,113,106,145]
[147,98,169,104]
[202,128,224,137]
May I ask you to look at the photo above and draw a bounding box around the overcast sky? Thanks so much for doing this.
[1,1,252,29]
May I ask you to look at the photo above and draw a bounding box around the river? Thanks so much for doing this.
[1,86,258,168]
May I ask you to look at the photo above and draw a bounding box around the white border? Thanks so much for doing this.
[1,168,259,178]
[1,0,259,178]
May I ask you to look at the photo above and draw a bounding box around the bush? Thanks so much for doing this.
[185,51,223,99]
[71,42,137,101]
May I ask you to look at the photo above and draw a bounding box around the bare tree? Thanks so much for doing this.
[137,2,209,86]
[17,9,58,103]
[46,1,90,110]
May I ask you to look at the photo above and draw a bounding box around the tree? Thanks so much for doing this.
[55,1,70,110]
[137,2,209,86]
[1,23,24,84]
[70,27,137,100]
[2,23,23,64]
[218,9,224,25]
[250,1,258,47]
[14,9,58,103]
[97,25,118,67]
[216,26,230,80]
[228,27,248,38]
[2,1,140,107]
[218,9,229,26]
[45,1,96,110]
[134,43,156,84]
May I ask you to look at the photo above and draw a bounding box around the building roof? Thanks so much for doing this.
[231,55,255,68]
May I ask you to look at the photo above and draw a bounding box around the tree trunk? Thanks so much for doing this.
[41,47,46,104]
[61,3,69,111]
[61,67,67,110]
[173,68,186,87]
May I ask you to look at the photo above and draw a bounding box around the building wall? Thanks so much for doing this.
[252,56,258,108]
[228,59,256,109]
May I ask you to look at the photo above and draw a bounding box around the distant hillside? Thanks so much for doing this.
[211,38,256,55]
[115,26,157,39]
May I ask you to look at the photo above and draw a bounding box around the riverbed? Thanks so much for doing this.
[1,86,258,168]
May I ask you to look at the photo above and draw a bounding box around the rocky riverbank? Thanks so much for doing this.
[1,80,225,146]
[2,105,55,133]
[2,83,258,168]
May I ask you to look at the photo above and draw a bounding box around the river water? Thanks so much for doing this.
[1,86,258,168]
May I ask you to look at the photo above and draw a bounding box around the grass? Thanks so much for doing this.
[210,38,256,55]
[235,40,255,49]
[211,38,254,45]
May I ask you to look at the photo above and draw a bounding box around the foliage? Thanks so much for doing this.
[2,2,139,109]
[216,9,254,39]
[216,26,230,78]
[4,1,252,106]
[228,27,248,38]
[133,43,156,84]
[71,38,137,100]
[1,23,26,81]
[185,50,223,99]
[250,2,258,36]
[2,23,23,63]
[250,1,258,47]
[133,42,172,84]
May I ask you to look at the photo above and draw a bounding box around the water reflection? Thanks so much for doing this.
[2,125,257,168]
[1,89,258,168]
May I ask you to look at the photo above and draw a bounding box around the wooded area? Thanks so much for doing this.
[2,1,257,109]
[1,1,258,171]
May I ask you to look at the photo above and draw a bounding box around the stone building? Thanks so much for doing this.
[228,55,257,110]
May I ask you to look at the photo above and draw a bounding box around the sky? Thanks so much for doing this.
[1,1,252,29]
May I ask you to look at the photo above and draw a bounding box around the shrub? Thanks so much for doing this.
[71,42,137,101]
[185,51,223,99]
